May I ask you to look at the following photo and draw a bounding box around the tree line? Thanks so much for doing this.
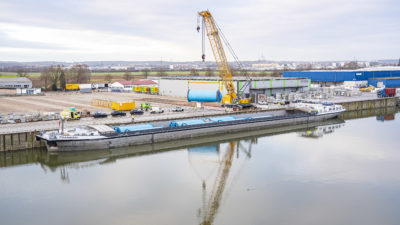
[40,64,91,91]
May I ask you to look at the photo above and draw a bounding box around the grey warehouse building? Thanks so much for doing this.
[159,76,310,100]
[0,77,32,89]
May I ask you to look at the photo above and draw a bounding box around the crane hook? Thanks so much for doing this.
[202,54,206,62]
[197,26,200,32]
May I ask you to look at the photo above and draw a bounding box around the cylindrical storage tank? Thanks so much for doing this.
[187,89,222,102]
[114,124,154,133]
[208,116,236,122]
[169,119,206,127]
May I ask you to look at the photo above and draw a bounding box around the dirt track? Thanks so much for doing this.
[0,91,193,114]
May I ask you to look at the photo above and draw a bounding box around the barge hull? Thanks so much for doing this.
[44,112,341,152]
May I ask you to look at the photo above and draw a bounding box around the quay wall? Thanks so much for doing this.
[338,97,397,111]
[0,131,45,152]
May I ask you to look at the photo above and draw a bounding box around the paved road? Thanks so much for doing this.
[0,107,228,134]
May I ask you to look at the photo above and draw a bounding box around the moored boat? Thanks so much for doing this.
[36,103,345,152]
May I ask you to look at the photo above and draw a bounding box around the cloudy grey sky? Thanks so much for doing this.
[0,0,399,62]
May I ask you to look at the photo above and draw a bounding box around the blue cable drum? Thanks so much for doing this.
[170,119,206,127]
[251,115,273,119]
[238,116,252,120]
[113,124,154,133]
[208,116,236,122]
[187,89,222,102]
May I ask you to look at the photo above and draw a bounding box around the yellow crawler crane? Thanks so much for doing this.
[198,10,251,107]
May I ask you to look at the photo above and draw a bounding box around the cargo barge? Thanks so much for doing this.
[36,103,345,152]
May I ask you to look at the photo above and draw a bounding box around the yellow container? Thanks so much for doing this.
[91,99,112,108]
[66,84,79,90]
[111,102,135,111]
[134,86,141,92]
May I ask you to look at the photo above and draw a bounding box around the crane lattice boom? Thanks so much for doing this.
[198,11,238,104]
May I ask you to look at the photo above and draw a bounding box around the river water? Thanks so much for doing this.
[1,108,399,225]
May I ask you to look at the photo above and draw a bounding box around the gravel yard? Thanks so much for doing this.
[0,91,226,134]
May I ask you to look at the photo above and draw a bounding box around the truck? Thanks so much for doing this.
[61,109,81,120]
[377,88,396,98]
[150,107,164,114]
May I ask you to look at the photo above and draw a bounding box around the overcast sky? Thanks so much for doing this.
[0,0,399,62]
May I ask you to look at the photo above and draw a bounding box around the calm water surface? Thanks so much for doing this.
[1,109,400,225]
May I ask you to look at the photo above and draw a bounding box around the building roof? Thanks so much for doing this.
[288,66,400,73]
[118,80,135,85]
[160,76,307,81]
[115,80,158,86]
[0,77,32,83]
[132,80,158,85]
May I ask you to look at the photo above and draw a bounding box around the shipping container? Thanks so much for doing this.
[91,99,135,111]
[79,84,92,89]
[66,84,79,90]
[111,102,135,111]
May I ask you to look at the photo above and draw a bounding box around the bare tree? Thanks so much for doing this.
[283,65,290,71]
[17,68,28,77]
[230,69,238,76]
[40,68,51,90]
[123,70,132,80]
[205,67,215,77]
[142,69,150,79]
[49,66,62,91]
[157,68,167,76]
[271,69,282,77]
[344,61,359,70]
[105,74,112,83]
[190,68,199,76]
[59,70,66,91]
[259,70,268,77]
[67,64,91,83]
[239,69,248,77]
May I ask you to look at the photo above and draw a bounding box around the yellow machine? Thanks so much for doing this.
[360,85,375,92]
[61,109,81,120]
[198,10,251,106]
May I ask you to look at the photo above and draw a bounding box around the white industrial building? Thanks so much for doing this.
[0,77,32,89]
[16,88,41,95]
[159,76,310,101]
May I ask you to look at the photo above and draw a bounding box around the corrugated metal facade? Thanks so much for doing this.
[284,70,400,82]
[368,77,400,88]
[159,77,310,98]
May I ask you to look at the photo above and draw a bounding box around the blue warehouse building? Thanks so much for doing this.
[283,67,400,87]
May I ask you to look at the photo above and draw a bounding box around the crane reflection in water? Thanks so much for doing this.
[188,139,256,225]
